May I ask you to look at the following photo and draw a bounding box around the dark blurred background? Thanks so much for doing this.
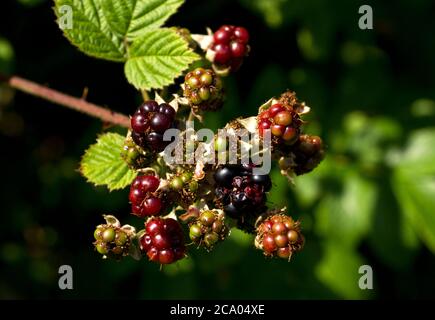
[1,0,435,299]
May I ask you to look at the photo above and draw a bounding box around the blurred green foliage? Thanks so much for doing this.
[1,0,435,299]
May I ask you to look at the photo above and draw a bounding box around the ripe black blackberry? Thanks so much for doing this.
[130,100,176,153]
[213,164,271,232]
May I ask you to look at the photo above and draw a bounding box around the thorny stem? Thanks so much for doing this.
[0,73,131,128]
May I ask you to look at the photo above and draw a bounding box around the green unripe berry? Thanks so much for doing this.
[204,232,219,247]
[199,87,211,101]
[126,148,139,162]
[181,172,193,183]
[94,226,104,240]
[102,228,116,242]
[187,76,200,89]
[170,177,184,190]
[200,73,213,86]
[115,231,128,246]
[190,92,202,105]
[194,68,205,76]
[200,210,215,227]
[189,224,202,240]
[96,242,109,255]
[189,180,199,192]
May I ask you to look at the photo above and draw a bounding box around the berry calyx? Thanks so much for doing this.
[140,217,186,264]
[255,213,304,261]
[129,175,164,217]
[209,25,250,72]
[130,100,176,153]
[183,68,224,111]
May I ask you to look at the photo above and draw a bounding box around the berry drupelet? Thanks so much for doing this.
[131,100,176,153]
[140,217,186,264]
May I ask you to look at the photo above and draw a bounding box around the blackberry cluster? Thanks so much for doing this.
[129,175,164,217]
[210,25,250,71]
[214,164,271,232]
[189,209,228,250]
[255,214,304,260]
[131,100,176,152]
[258,103,301,145]
[140,217,186,264]
[93,224,131,259]
[183,68,223,111]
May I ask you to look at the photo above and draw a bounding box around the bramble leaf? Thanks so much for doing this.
[53,0,185,61]
[54,0,126,61]
[125,28,199,90]
[101,0,184,41]
[80,132,137,191]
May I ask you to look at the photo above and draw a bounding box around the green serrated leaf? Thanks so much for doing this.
[54,0,126,61]
[101,0,184,41]
[53,0,184,61]
[125,28,199,90]
[80,132,137,191]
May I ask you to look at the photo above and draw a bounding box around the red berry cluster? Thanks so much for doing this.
[131,100,176,152]
[129,175,163,217]
[211,25,250,70]
[258,103,301,144]
[140,217,186,264]
[256,214,304,260]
